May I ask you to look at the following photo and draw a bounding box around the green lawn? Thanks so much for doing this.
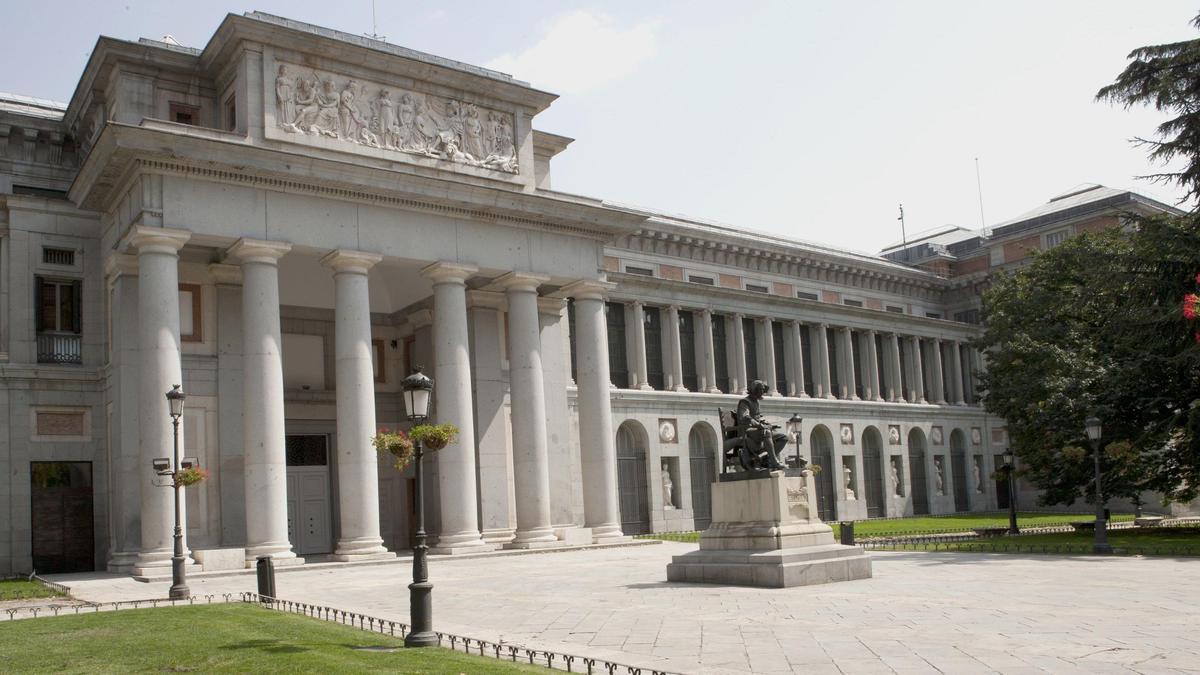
[878,526,1200,556]
[0,579,64,601]
[635,511,1136,543]
[0,603,545,673]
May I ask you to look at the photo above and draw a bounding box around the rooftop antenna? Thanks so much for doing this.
[897,203,908,250]
[974,157,987,230]
[365,0,386,41]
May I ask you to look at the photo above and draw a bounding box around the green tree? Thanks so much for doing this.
[976,216,1200,506]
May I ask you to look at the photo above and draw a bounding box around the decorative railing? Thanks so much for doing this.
[36,332,81,364]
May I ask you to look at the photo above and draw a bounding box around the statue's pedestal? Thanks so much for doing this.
[666,471,872,588]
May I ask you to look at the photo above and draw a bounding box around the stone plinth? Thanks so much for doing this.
[666,471,872,588]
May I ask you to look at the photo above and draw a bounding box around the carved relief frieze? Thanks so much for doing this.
[271,62,519,174]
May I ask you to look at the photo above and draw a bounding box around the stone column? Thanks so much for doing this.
[928,338,946,405]
[466,290,516,544]
[665,305,686,391]
[228,239,298,565]
[866,330,883,402]
[908,335,926,403]
[323,249,390,561]
[562,280,624,542]
[630,301,653,390]
[127,226,191,574]
[887,333,903,402]
[949,340,965,405]
[813,323,833,399]
[209,263,247,548]
[498,273,559,548]
[840,327,859,400]
[759,317,779,395]
[731,313,747,393]
[699,310,720,393]
[421,261,488,553]
[104,254,141,572]
[789,320,808,397]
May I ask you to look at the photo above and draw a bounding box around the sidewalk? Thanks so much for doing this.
[48,543,1200,674]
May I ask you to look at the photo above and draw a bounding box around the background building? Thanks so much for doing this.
[0,13,1173,576]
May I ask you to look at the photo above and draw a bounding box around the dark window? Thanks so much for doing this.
[43,247,75,266]
[286,435,329,466]
[918,340,930,393]
[899,339,910,399]
[743,317,758,383]
[746,284,769,294]
[679,310,697,391]
[851,331,864,399]
[925,312,942,319]
[567,299,577,382]
[953,309,981,325]
[688,275,714,285]
[225,97,237,131]
[886,305,905,314]
[644,306,664,390]
[606,302,628,387]
[797,291,819,301]
[625,266,654,277]
[843,299,863,308]
[713,314,729,393]
[875,333,886,398]
[827,326,840,398]
[771,321,787,395]
[800,326,814,395]
[169,102,199,126]
[36,277,81,334]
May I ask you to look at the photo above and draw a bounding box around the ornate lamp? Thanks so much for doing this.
[399,366,437,647]
[787,413,804,468]
[166,384,186,419]
[1084,414,1111,553]
[401,367,433,422]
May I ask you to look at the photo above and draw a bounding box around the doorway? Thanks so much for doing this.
[285,434,333,555]
[616,421,650,535]
[908,429,930,515]
[862,428,886,518]
[810,426,837,522]
[30,461,94,573]
[688,424,717,530]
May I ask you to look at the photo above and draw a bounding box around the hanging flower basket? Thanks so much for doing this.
[373,429,414,470]
[807,463,823,475]
[174,466,209,488]
[409,423,459,451]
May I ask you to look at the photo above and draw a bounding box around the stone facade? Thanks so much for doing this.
[0,12,1178,575]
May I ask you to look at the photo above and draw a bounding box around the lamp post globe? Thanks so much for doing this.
[400,367,438,647]
[164,384,189,600]
[1085,415,1112,554]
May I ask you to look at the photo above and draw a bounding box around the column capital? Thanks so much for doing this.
[121,225,191,255]
[537,296,566,314]
[421,260,477,284]
[495,271,550,293]
[322,249,382,274]
[698,307,713,318]
[557,278,615,301]
[104,253,138,279]
[207,263,243,286]
[227,238,292,265]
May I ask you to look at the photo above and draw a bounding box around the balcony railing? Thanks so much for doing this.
[37,332,82,364]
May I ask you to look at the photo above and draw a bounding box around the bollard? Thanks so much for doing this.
[255,556,276,601]
[840,521,855,546]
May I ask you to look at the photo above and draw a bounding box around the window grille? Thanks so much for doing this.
[43,248,74,266]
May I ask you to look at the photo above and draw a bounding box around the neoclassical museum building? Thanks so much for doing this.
[0,13,1176,575]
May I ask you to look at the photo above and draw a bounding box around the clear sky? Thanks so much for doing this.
[2,1,1196,253]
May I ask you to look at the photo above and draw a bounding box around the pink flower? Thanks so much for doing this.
[1186,294,1200,321]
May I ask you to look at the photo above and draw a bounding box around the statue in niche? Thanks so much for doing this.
[661,461,675,509]
[973,456,983,493]
[275,65,297,129]
[934,458,945,495]
[890,458,902,497]
[843,464,856,500]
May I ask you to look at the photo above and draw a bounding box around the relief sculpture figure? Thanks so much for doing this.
[272,63,519,172]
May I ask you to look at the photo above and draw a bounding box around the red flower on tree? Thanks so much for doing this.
[1186,293,1200,320]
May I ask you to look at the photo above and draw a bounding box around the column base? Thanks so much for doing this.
[132,548,195,576]
[430,542,499,555]
[588,523,628,543]
[106,550,140,574]
[672,385,689,393]
[504,539,568,550]
[507,527,559,549]
[480,528,516,547]
[332,536,391,561]
[245,543,300,565]
[706,387,723,395]
[637,384,654,391]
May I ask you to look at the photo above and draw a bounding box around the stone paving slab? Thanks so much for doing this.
[47,544,1200,674]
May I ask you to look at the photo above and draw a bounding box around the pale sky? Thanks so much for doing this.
[2,1,1195,253]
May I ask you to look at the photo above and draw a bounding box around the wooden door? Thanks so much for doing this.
[286,435,333,555]
[31,462,94,574]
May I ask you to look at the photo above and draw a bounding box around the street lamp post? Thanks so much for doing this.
[786,414,804,469]
[164,384,189,600]
[400,367,438,648]
[1002,450,1019,535]
[1085,415,1112,554]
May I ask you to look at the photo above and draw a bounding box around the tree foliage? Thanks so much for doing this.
[1097,14,1200,205]
[976,216,1200,506]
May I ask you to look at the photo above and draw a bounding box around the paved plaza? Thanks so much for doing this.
[51,544,1200,674]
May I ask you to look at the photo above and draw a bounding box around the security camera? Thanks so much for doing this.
[181,457,198,470]
[152,458,172,474]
